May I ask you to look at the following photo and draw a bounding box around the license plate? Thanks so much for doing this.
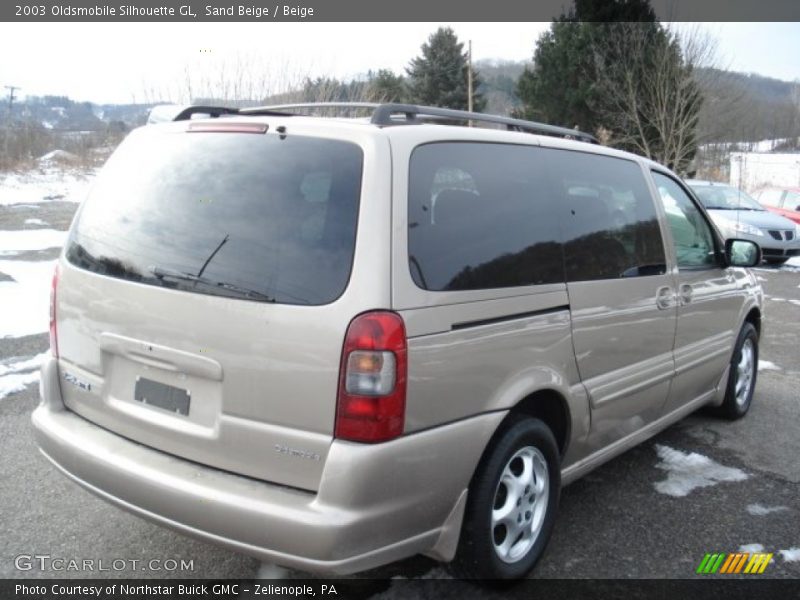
[134,378,191,416]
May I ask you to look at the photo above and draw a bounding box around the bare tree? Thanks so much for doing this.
[587,22,713,174]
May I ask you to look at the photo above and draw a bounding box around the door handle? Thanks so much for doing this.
[655,286,675,310]
[679,283,693,305]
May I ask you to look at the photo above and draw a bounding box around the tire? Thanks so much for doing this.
[450,416,560,580]
[712,322,759,420]
[764,257,789,265]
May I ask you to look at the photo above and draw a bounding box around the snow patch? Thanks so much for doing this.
[785,256,800,268]
[0,259,56,338]
[255,563,290,579]
[746,503,789,516]
[758,361,781,372]
[653,445,748,498]
[0,370,40,400]
[24,218,48,226]
[0,167,95,206]
[768,297,786,303]
[779,548,800,562]
[0,229,66,255]
[0,352,48,377]
[739,543,765,553]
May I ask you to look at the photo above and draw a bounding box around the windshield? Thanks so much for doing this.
[689,184,764,211]
[66,127,363,305]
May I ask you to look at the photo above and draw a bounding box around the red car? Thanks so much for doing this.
[754,186,800,224]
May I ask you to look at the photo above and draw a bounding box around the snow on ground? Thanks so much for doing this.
[0,370,40,401]
[785,256,800,269]
[0,229,66,256]
[758,361,781,372]
[0,167,95,206]
[0,352,48,401]
[0,259,55,338]
[0,351,48,377]
[23,218,48,226]
[653,445,748,498]
[779,548,800,562]
[746,503,789,516]
[739,543,765,553]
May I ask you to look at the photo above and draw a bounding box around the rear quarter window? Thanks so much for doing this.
[407,142,564,291]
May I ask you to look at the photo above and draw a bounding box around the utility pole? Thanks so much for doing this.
[3,85,20,163]
[467,40,473,126]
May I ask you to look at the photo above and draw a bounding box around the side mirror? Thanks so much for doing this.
[725,239,761,267]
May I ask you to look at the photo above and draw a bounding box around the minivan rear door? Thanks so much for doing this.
[54,121,390,492]
[543,146,678,449]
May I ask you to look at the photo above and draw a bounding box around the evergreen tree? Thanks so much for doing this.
[406,27,485,111]
[367,69,407,103]
[516,0,701,172]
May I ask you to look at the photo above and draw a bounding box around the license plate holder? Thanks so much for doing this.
[134,378,191,416]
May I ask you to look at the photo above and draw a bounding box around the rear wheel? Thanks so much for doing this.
[712,322,758,420]
[450,417,560,579]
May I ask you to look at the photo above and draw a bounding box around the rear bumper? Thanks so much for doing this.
[33,358,504,574]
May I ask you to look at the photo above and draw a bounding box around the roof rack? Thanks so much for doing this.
[172,105,241,121]
[170,102,598,144]
[169,105,298,122]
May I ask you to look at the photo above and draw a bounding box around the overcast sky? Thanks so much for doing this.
[0,22,798,104]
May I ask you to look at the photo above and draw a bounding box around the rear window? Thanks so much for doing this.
[67,128,363,305]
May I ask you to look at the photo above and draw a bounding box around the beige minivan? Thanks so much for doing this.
[33,103,763,579]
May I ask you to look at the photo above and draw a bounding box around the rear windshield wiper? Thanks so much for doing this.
[149,266,275,302]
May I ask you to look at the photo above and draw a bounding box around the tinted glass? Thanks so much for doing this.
[67,129,363,305]
[546,149,666,281]
[408,143,563,291]
[652,172,717,268]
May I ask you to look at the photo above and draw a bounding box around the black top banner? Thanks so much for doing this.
[3,0,800,21]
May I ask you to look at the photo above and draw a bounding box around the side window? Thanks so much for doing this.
[651,172,717,268]
[407,143,564,291]
[756,188,784,208]
[546,149,667,281]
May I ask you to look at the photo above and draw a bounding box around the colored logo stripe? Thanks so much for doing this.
[697,552,773,574]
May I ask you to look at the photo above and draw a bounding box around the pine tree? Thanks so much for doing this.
[516,0,701,172]
[406,27,485,111]
[367,69,407,103]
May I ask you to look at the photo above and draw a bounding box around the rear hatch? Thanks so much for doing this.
[55,121,373,491]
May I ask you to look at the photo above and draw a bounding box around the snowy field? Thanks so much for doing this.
[0,166,92,400]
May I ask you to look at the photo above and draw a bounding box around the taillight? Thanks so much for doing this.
[335,311,407,443]
[49,264,59,358]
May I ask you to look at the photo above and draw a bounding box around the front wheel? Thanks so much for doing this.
[712,322,759,420]
[450,416,560,579]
